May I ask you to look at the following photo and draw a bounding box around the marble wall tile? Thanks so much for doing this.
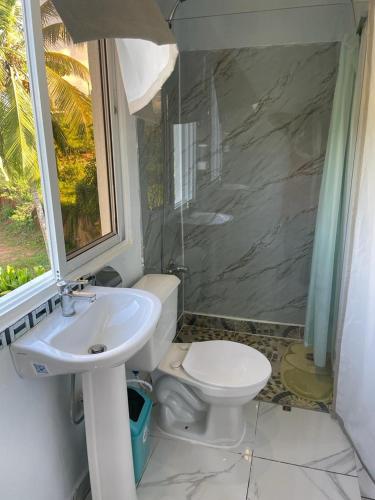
[180,43,339,324]
[136,117,164,274]
[138,43,339,326]
[137,67,185,316]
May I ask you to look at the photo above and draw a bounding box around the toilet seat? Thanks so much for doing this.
[182,340,271,388]
[157,341,272,399]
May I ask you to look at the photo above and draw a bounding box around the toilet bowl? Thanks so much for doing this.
[154,341,271,447]
[129,274,272,448]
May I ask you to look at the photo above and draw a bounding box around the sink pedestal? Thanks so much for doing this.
[82,365,137,500]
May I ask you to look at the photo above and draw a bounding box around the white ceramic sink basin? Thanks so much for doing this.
[10,286,161,378]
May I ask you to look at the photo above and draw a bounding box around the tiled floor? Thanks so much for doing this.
[356,454,375,500]
[136,401,360,500]
[83,328,371,500]
[84,324,368,500]
[176,326,333,412]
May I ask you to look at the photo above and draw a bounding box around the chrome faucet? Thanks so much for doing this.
[165,259,189,276]
[57,280,96,317]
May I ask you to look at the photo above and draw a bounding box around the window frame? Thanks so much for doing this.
[173,122,197,210]
[58,38,126,275]
[0,1,128,325]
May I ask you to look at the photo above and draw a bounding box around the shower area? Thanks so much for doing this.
[136,1,355,410]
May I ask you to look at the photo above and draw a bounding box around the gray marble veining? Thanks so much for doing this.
[254,402,357,476]
[137,43,339,325]
[137,401,360,500]
[137,438,251,500]
[136,70,185,315]
[180,43,339,324]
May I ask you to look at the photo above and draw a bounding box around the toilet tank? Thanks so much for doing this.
[127,274,180,372]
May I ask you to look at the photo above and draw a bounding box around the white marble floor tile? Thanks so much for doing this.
[83,438,159,500]
[227,400,259,455]
[137,436,160,483]
[254,403,356,475]
[150,400,258,455]
[356,455,375,499]
[137,437,252,500]
[248,458,361,500]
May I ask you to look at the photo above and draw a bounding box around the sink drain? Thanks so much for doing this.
[88,344,107,354]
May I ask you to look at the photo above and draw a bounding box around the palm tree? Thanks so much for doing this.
[0,0,93,246]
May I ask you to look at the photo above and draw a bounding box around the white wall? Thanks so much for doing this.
[157,0,355,50]
[0,64,144,500]
[0,348,87,500]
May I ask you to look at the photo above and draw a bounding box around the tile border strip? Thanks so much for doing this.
[1,299,305,351]
[0,293,61,350]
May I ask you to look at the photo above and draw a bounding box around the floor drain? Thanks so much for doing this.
[88,344,107,354]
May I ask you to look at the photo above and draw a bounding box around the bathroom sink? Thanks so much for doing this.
[10,286,162,378]
[11,284,161,500]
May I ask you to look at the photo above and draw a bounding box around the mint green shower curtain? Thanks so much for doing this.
[305,35,359,368]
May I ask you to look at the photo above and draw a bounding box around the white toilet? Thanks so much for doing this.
[128,274,272,448]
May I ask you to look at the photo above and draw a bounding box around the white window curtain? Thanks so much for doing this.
[52,0,178,114]
[115,38,177,114]
[335,1,375,480]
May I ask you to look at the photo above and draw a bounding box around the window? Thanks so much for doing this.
[0,0,124,305]
[40,5,117,259]
[0,0,51,297]
[173,122,196,208]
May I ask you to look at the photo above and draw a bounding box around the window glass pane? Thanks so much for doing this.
[173,122,196,208]
[0,0,50,298]
[40,1,116,257]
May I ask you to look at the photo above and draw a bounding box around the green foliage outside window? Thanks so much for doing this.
[0,265,45,296]
[0,0,101,293]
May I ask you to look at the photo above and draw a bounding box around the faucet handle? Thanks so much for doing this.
[57,279,89,294]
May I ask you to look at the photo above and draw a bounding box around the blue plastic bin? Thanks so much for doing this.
[128,387,153,483]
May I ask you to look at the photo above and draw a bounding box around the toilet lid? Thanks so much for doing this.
[182,340,271,388]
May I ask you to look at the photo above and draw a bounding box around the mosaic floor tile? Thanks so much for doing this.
[176,325,238,343]
[175,326,332,412]
[183,313,303,339]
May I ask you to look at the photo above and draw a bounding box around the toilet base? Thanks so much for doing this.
[155,410,247,449]
[155,375,247,448]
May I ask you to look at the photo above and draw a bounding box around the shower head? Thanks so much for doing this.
[167,0,187,28]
